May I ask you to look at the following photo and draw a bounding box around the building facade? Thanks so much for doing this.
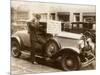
[11,1,96,30]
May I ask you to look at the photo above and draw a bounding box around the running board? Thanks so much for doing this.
[81,57,95,68]
[21,51,46,59]
[35,55,44,59]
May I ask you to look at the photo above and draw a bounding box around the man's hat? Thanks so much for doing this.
[35,14,41,20]
[33,13,41,20]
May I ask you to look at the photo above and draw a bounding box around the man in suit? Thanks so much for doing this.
[27,14,41,64]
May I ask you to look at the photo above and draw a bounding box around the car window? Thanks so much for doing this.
[72,24,78,29]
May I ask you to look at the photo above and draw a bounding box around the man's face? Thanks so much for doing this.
[34,19,39,23]
[32,15,40,23]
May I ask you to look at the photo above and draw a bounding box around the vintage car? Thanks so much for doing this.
[11,21,95,71]
[62,22,95,33]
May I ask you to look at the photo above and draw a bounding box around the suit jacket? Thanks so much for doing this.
[27,22,40,41]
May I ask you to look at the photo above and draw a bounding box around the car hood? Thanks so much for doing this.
[13,30,82,40]
[16,30,28,33]
[55,31,82,40]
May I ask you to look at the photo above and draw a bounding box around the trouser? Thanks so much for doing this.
[30,32,46,62]
[30,48,35,62]
[30,32,38,62]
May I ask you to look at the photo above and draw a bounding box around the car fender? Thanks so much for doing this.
[60,47,80,54]
[47,36,80,53]
[46,37,61,49]
[51,47,80,60]
[11,30,31,47]
[46,37,80,54]
[11,35,22,46]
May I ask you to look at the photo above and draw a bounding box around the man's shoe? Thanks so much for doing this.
[45,57,52,62]
[32,61,38,64]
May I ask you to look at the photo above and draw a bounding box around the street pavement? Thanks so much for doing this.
[11,52,96,75]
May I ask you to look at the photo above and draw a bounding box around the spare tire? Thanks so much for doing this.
[45,41,59,57]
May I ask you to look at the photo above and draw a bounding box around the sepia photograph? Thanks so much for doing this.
[11,0,96,74]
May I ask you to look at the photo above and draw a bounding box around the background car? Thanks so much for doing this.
[62,22,96,43]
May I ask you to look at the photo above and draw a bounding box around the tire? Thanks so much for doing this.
[11,40,21,58]
[45,41,59,57]
[61,53,80,71]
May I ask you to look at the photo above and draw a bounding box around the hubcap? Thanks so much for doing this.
[65,59,73,67]
[47,43,57,56]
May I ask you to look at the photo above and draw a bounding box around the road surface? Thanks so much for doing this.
[11,52,96,75]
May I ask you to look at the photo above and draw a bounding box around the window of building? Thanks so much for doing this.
[73,13,80,22]
[50,13,55,20]
[58,15,69,22]
[57,12,70,22]
[83,16,96,23]
[83,13,96,23]
[41,13,47,20]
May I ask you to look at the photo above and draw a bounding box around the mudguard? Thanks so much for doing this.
[47,36,80,55]
[59,47,80,54]
[11,30,31,47]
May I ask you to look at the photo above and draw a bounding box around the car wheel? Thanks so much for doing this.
[45,41,59,57]
[61,53,80,71]
[11,40,21,58]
